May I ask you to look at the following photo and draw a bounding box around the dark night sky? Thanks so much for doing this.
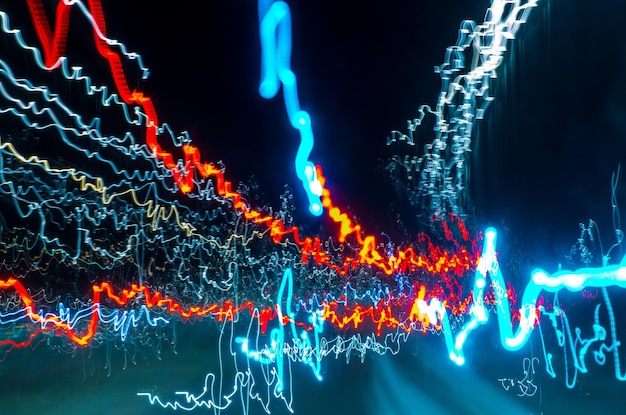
[3,1,626,415]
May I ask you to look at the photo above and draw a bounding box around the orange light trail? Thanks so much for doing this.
[0,277,478,349]
[24,0,479,279]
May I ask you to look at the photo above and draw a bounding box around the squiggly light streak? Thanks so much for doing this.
[6,0,626,413]
[433,227,626,375]
[1,0,477,285]
[0,277,275,348]
[387,0,539,218]
[258,0,323,216]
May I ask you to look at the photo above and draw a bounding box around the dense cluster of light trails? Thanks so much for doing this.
[0,0,625,413]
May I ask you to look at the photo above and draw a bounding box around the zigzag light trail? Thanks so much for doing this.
[257,0,323,217]
[3,0,523,352]
[0,0,624,414]
[3,4,472,284]
[17,0,477,280]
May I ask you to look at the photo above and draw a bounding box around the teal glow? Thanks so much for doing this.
[258,0,323,216]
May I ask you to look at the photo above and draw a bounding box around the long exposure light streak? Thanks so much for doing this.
[0,0,624,414]
[386,0,538,220]
[0,2,477,280]
[257,0,323,217]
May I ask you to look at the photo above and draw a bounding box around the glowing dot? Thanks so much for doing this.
[309,202,322,216]
[476,277,485,289]
[450,352,465,366]
[259,80,277,99]
[309,180,322,196]
[531,270,547,285]
[304,164,314,178]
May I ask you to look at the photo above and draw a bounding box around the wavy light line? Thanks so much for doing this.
[258,0,323,216]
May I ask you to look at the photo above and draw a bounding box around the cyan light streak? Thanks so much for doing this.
[257,0,323,216]
[5,1,626,413]
[432,227,626,369]
[449,227,534,364]
[534,271,626,389]
[0,302,168,345]
[236,267,324,392]
[98,305,170,342]
[275,268,324,384]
